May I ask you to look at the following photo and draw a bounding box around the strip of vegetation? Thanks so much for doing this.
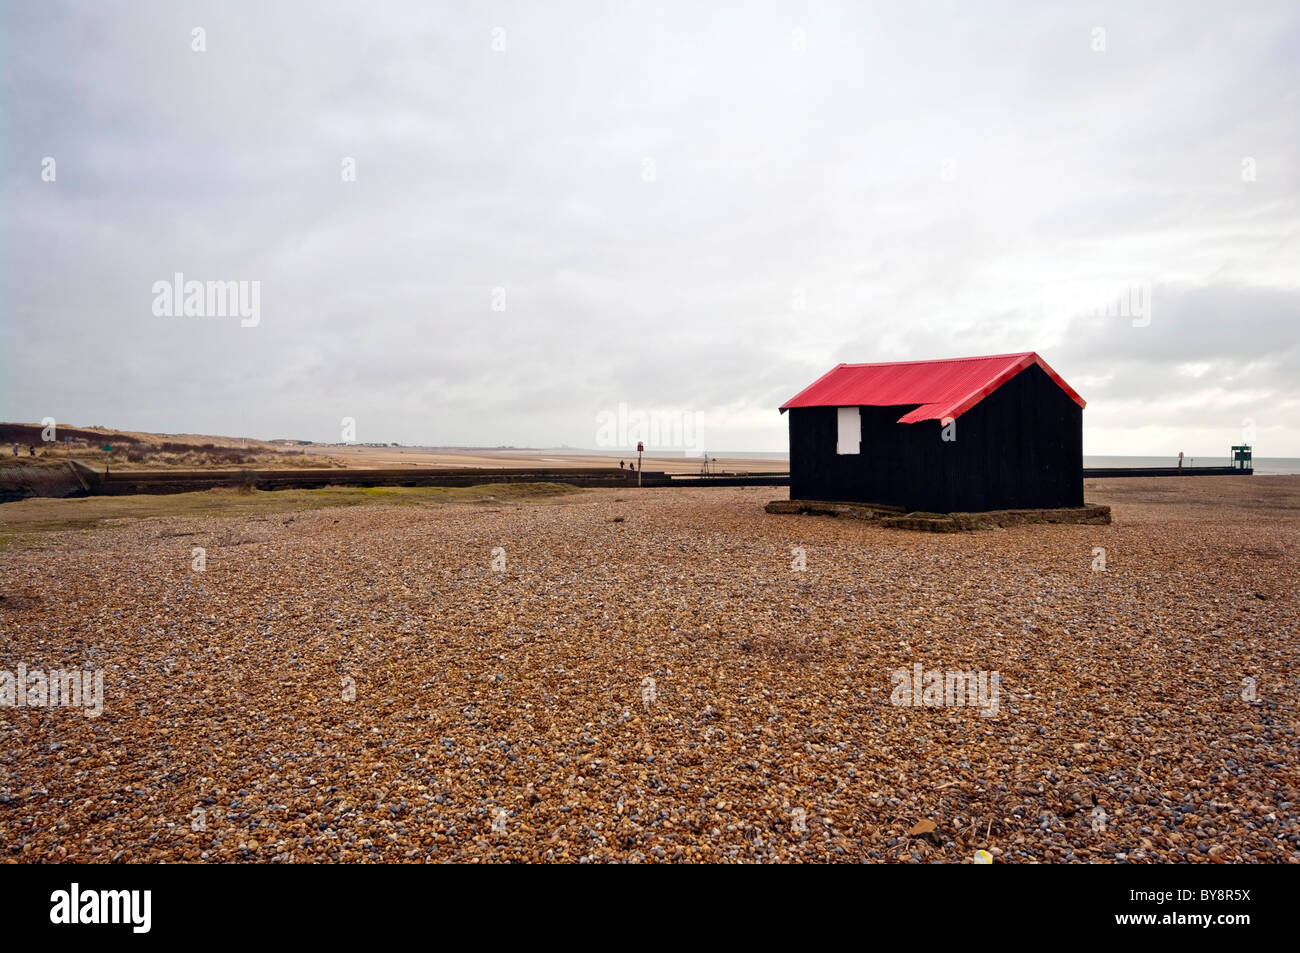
[0,482,582,550]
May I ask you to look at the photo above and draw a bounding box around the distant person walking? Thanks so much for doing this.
[619,460,625,469]
[10,443,17,456]
[28,445,35,457]
[1178,450,1184,471]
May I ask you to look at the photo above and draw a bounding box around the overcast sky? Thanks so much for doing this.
[3,1,1297,454]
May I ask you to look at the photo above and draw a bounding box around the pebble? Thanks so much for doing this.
[0,479,1297,862]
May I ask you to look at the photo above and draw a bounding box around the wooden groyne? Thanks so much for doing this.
[92,466,649,495]
[2,463,721,500]
[1,461,1257,503]
[1082,466,1249,478]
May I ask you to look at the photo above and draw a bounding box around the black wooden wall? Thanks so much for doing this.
[787,363,1083,512]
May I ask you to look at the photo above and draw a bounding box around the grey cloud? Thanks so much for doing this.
[3,0,1298,452]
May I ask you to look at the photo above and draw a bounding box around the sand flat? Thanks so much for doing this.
[316,445,788,474]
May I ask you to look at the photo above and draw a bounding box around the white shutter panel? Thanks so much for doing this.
[836,407,860,455]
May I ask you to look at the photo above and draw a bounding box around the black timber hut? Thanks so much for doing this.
[780,352,1085,512]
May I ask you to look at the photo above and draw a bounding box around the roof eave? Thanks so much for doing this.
[778,362,848,411]
[779,351,1087,419]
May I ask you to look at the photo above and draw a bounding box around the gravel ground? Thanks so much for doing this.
[2,476,1298,863]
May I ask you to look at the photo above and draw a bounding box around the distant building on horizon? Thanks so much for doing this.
[779,352,1085,512]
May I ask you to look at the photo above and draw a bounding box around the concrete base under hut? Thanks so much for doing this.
[765,498,1111,531]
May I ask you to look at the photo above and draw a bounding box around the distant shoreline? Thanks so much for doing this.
[332,447,1300,474]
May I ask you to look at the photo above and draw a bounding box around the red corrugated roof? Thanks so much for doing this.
[779,352,1084,423]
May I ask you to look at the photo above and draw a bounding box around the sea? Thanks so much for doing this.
[556,449,1300,475]
[1081,456,1300,475]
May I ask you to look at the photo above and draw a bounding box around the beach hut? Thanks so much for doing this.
[779,352,1085,512]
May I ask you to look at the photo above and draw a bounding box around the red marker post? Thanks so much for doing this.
[637,441,644,487]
